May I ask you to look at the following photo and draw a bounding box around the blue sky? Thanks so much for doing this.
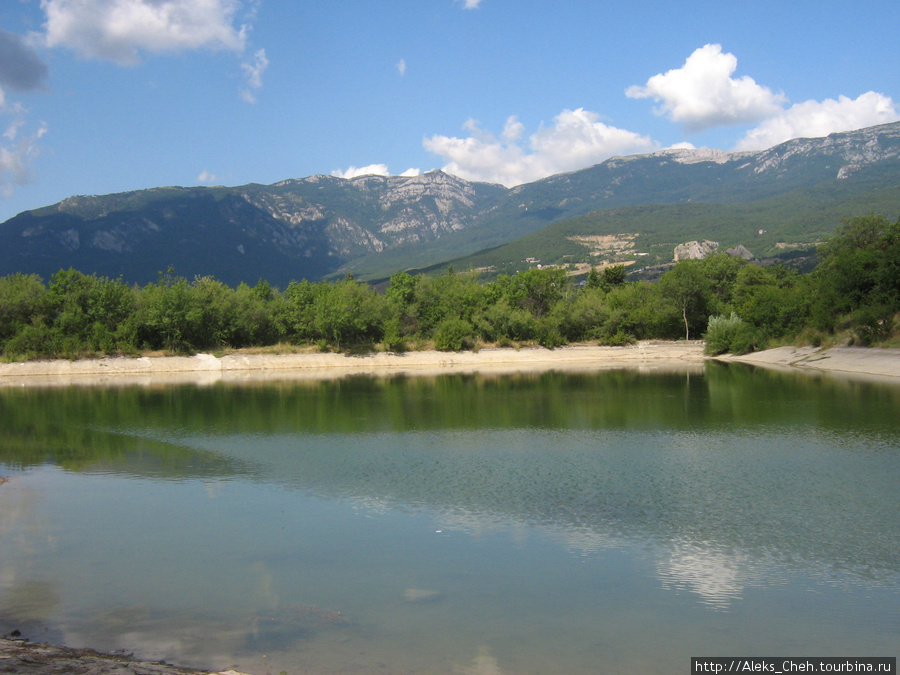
[1,0,898,223]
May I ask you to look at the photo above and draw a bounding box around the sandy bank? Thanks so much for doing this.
[717,345,900,381]
[0,341,707,387]
[2,342,900,387]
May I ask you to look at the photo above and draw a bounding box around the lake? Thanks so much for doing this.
[0,363,898,674]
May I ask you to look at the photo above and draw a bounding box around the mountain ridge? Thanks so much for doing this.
[2,121,899,287]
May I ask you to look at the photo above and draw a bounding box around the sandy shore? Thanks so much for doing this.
[1,342,900,387]
[718,344,900,381]
[0,341,708,387]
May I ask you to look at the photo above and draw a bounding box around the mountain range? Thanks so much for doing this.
[2,121,899,288]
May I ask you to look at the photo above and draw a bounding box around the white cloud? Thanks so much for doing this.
[39,0,249,64]
[240,47,268,103]
[397,58,406,77]
[735,91,900,151]
[460,0,482,8]
[627,44,786,132]
[331,164,421,179]
[0,29,49,92]
[0,31,48,199]
[423,108,657,186]
[331,164,390,179]
[0,93,48,197]
[197,169,218,183]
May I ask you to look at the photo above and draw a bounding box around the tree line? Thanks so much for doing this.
[1,214,897,361]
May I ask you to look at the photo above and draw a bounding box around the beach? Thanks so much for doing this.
[0,341,708,388]
[0,342,899,388]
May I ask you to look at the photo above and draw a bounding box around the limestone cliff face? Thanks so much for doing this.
[240,170,496,256]
[674,240,719,261]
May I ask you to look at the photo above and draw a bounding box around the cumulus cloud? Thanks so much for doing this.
[423,108,657,186]
[240,47,268,103]
[331,164,420,179]
[197,169,218,183]
[460,0,482,8]
[39,0,249,64]
[0,31,49,198]
[0,30,49,92]
[735,91,900,151]
[0,104,48,197]
[627,43,786,132]
[331,164,389,179]
[396,58,406,77]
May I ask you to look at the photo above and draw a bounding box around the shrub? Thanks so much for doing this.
[848,305,895,346]
[434,317,476,351]
[704,313,758,355]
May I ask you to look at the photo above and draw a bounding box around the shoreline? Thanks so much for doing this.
[0,342,899,387]
[0,341,708,387]
[0,636,248,675]
[718,344,900,381]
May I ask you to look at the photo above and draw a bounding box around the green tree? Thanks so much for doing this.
[0,273,52,358]
[813,214,900,319]
[45,269,137,354]
[313,278,386,349]
[0,273,48,344]
[498,267,568,318]
[602,281,680,342]
[231,281,279,347]
[731,265,807,339]
[658,261,712,340]
[135,273,197,353]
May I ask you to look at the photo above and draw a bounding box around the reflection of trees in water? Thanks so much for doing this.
[1,366,898,587]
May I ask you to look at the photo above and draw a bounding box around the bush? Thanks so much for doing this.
[848,305,895,346]
[704,313,758,355]
[434,317,476,351]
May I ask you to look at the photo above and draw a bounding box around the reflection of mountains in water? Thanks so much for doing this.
[1,365,898,590]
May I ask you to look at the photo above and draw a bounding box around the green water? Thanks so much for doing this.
[0,363,898,674]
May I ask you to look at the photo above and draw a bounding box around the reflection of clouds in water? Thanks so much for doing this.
[434,504,621,554]
[0,474,52,558]
[551,525,618,555]
[454,645,507,675]
[349,495,393,516]
[657,540,765,610]
[434,507,529,543]
[0,473,63,639]
[203,479,226,499]
[0,580,60,626]
[58,606,250,672]
[431,502,785,612]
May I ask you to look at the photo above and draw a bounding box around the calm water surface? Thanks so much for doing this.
[0,363,898,674]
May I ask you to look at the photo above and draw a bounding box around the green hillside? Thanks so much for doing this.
[412,173,900,279]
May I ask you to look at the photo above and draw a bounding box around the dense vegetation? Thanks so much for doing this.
[1,214,897,361]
